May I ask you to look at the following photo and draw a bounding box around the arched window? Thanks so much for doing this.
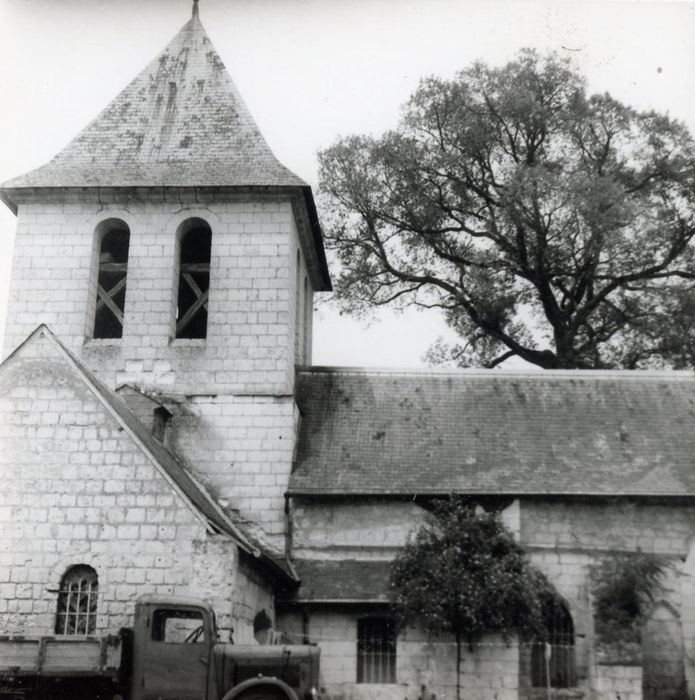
[93,220,130,338]
[531,597,576,688]
[55,565,98,635]
[176,218,211,339]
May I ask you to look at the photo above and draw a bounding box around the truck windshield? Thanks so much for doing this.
[151,609,206,644]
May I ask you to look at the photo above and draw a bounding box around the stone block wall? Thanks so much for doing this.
[397,628,520,700]
[288,497,695,699]
[290,499,521,563]
[290,499,428,560]
[4,189,316,397]
[291,216,314,368]
[593,663,642,700]
[521,499,695,700]
[232,555,276,644]
[519,548,592,697]
[520,500,695,556]
[283,500,526,700]
[278,610,520,700]
[3,188,318,546]
[0,332,267,639]
[678,544,695,698]
[283,611,357,686]
[167,395,299,544]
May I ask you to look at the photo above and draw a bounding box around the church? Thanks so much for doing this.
[1,4,695,700]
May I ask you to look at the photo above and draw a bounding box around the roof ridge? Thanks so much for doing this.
[297,365,695,380]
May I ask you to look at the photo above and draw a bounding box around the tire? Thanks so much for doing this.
[223,686,291,700]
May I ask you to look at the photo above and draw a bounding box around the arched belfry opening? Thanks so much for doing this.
[93,219,130,339]
[175,218,212,339]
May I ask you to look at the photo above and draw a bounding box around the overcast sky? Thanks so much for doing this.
[0,0,693,367]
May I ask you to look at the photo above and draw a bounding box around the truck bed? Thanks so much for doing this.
[0,635,122,677]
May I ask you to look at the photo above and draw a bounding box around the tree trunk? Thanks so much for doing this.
[455,628,461,700]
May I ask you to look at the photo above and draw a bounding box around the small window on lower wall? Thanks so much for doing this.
[55,565,98,635]
[357,617,396,684]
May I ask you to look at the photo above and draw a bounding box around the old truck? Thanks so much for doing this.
[0,595,320,700]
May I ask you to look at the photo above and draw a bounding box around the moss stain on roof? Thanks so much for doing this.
[291,368,695,497]
[1,12,305,190]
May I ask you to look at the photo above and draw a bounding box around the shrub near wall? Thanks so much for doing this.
[390,498,554,700]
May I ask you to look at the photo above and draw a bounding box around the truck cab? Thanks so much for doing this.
[130,596,319,700]
[131,595,215,700]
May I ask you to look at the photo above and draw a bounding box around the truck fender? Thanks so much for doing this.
[221,676,300,700]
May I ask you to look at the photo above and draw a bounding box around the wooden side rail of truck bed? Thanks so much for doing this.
[0,635,122,678]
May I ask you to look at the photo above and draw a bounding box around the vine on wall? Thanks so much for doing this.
[589,552,668,646]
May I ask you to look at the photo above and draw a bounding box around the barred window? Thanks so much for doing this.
[176,218,211,339]
[93,221,130,338]
[357,617,396,684]
[531,598,576,688]
[55,565,98,635]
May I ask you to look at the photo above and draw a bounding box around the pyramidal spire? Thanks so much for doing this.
[0,3,305,191]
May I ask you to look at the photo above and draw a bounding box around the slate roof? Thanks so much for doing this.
[0,6,332,290]
[1,11,303,191]
[290,367,695,497]
[278,559,392,604]
[2,325,296,584]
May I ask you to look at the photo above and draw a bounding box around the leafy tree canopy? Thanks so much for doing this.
[389,498,553,648]
[319,50,695,369]
[590,552,667,645]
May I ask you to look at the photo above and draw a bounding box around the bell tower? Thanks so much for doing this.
[0,3,331,544]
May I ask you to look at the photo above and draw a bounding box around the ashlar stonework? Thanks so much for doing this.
[0,327,277,642]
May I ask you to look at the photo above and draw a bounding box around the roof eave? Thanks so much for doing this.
[0,183,332,291]
[240,548,299,587]
[0,189,18,216]
[277,598,389,606]
[287,488,695,499]
[301,185,332,292]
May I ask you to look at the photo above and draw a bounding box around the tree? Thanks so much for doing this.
[318,50,695,369]
[389,498,554,700]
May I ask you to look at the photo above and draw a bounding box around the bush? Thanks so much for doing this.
[590,552,667,645]
[390,497,555,647]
